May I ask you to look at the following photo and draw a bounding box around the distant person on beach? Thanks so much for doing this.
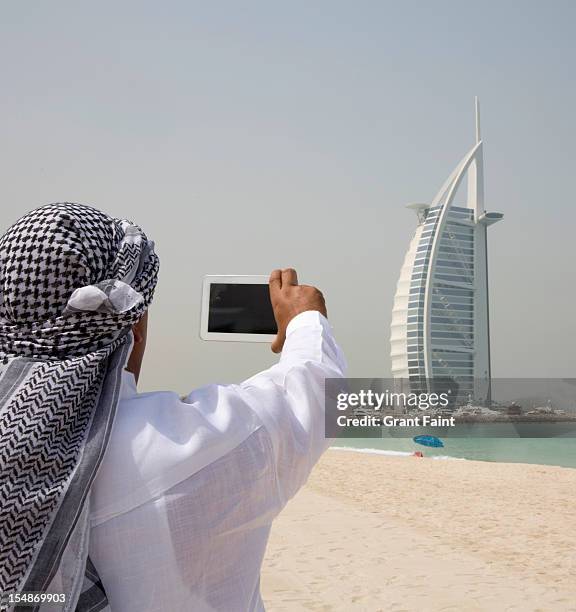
[0,203,346,612]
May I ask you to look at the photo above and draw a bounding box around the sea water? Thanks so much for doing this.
[331,437,576,469]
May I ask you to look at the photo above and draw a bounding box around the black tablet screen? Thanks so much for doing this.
[208,283,278,334]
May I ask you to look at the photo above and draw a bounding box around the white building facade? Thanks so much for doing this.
[390,100,503,404]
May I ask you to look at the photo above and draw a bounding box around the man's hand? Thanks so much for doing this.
[269,268,327,353]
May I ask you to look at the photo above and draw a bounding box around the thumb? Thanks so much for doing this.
[271,327,286,354]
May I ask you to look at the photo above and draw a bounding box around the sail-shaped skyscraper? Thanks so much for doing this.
[390,99,503,404]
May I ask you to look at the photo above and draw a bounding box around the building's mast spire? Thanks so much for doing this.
[475,96,481,143]
[469,96,484,215]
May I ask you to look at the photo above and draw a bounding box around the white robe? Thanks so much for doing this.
[88,311,346,611]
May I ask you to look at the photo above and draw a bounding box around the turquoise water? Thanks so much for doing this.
[331,437,576,469]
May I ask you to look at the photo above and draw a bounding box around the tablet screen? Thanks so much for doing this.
[208,283,278,334]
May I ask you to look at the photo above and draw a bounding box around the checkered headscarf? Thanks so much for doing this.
[0,203,159,611]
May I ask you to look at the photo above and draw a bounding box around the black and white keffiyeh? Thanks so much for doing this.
[0,203,159,611]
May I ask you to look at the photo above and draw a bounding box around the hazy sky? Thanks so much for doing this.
[1,2,574,392]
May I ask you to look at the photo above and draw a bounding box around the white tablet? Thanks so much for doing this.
[200,275,278,342]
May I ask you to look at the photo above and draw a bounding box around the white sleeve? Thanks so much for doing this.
[237,310,347,506]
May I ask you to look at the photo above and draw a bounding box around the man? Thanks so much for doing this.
[0,203,346,612]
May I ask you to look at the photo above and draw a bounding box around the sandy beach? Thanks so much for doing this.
[261,449,576,611]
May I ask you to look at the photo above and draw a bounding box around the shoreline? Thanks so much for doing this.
[330,444,461,462]
[329,444,576,469]
[262,449,576,611]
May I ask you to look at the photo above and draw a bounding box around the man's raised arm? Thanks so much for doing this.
[237,268,347,506]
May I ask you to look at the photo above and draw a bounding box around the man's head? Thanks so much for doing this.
[0,203,159,364]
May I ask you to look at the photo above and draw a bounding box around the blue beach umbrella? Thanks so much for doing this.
[413,435,444,448]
